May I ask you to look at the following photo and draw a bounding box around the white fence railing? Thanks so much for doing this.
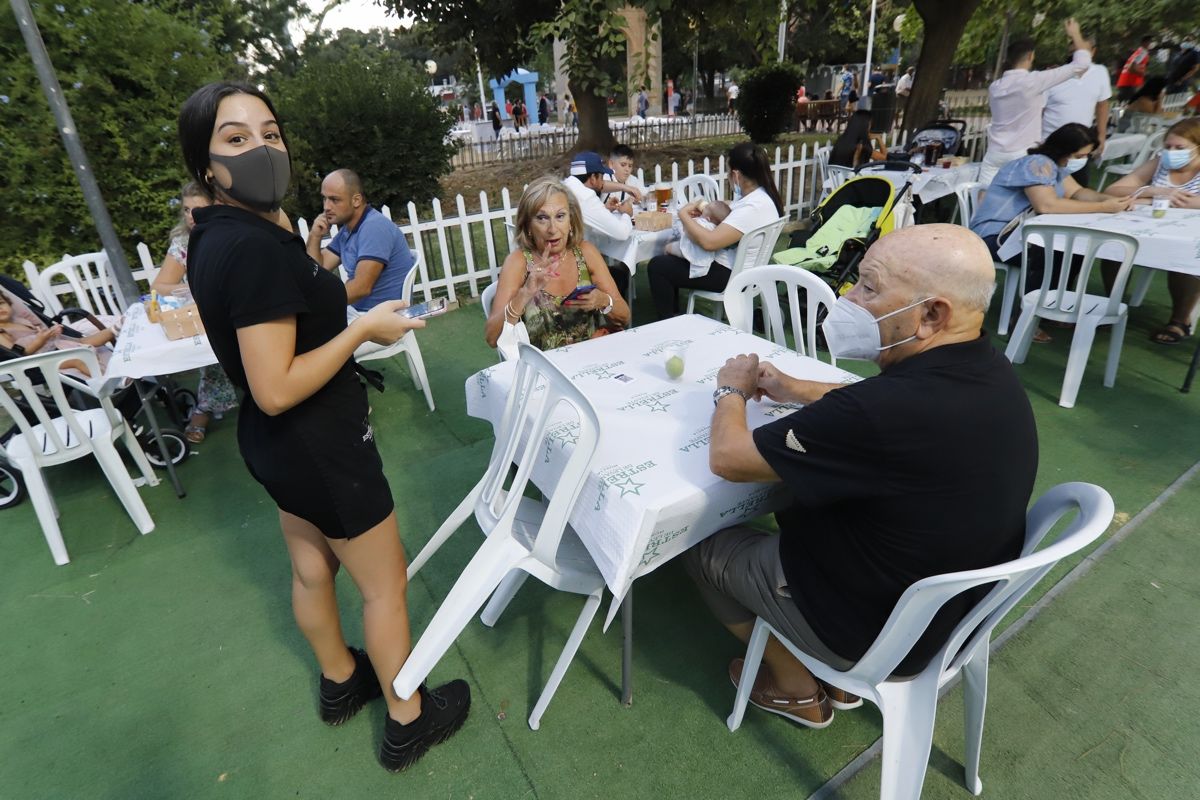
[451,114,744,169]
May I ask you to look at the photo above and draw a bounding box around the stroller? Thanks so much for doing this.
[775,161,919,295]
[888,118,969,162]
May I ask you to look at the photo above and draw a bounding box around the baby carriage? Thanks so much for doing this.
[0,279,194,488]
[888,118,970,162]
[775,161,919,295]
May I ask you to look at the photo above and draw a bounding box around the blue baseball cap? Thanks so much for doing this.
[569,151,613,177]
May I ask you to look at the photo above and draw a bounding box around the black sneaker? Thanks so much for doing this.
[379,680,471,772]
[318,647,383,726]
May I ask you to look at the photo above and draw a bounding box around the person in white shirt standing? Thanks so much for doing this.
[895,66,915,118]
[563,150,634,299]
[979,18,1092,188]
[1041,40,1112,187]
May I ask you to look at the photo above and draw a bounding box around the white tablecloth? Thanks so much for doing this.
[588,225,674,272]
[996,209,1200,277]
[104,302,217,382]
[464,314,859,625]
[861,163,981,202]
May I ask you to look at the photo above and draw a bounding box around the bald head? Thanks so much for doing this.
[866,224,996,316]
[323,168,364,199]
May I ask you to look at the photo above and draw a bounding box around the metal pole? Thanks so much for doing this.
[862,0,877,95]
[692,27,699,130]
[11,0,139,307]
[777,0,787,63]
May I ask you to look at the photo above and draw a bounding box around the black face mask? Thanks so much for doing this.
[208,145,291,213]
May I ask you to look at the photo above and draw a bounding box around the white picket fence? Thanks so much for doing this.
[292,120,1000,305]
[297,146,829,306]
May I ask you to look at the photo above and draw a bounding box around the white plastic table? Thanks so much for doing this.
[100,302,218,497]
[465,314,859,625]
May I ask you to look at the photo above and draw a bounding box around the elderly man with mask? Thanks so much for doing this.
[687,224,1039,728]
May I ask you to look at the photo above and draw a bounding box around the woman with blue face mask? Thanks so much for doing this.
[1106,118,1200,344]
[969,123,1134,341]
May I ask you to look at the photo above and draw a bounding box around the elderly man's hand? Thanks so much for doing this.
[717,353,760,396]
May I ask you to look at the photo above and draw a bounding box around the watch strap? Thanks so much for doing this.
[713,385,751,406]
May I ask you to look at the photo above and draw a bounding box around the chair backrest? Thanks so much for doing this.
[0,349,119,469]
[814,145,831,179]
[953,180,984,227]
[504,221,519,253]
[847,482,1114,685]
[1132,128,1167,168]
[826,164,856,193]
[1021,222,1139,319]
[481,282,498,317]
[673,174,720,206]
[724,264,838,362]
[36,252,124,317]
[401,251,423,304]
[474,344,601,565]
[727,218,788,281]
[135,243,159,284]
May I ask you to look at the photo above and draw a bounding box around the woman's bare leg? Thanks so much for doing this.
[278,509,355,682]
[326,511,423,724]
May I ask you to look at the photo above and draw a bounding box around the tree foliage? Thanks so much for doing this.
[0,0,238,278]
[385,0,670,151]
[268,33,456,219]
[737,62,803,143]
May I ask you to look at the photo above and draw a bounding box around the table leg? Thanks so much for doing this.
[1181,339,1200,393]
[621,588,633,707]
[136,380,186,498]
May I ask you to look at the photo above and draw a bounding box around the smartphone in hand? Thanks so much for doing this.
[397,297,448,319]
[562,284,596,304]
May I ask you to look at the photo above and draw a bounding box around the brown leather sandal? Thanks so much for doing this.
[1151,320,1191,345]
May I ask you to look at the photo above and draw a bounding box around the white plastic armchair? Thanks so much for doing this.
[728,482,1115,800]
[36,252,125,319]
[672,174,720,206]
[1098,128,1166,189]
[1004,222,1139,408]
[395,343,605,730]
[685,217,788,321]
[953,181,1021,336]
[353,253,435,412]
[0,349,157,565]
[723,264,837,363]
[481,282,529,362]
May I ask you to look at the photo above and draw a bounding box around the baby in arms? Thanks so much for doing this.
[665,199,731,265]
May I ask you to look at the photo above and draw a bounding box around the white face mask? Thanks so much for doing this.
[730,170,742,201]
[822,295,932,362]
[1162,147,1196,170]
[1064,157,1089,174]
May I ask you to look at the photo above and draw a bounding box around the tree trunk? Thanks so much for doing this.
[572,81,615,153]
[905,0,984,136]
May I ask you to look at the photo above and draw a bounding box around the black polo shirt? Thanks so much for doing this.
[186,205,359,421]
[752,334,1038,674]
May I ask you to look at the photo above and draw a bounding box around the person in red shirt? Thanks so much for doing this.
[1117,35,1153,102]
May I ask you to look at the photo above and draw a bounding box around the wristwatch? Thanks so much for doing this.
[712,385,751,406]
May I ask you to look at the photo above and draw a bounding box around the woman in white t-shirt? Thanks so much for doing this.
[648,143,785,319]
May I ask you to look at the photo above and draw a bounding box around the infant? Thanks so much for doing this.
[665,199,731,261]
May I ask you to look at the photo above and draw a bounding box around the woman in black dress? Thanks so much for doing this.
[177,82,468,772]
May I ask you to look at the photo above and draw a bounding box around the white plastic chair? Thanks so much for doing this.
[954,181,1021,336]
[480,282,529,362]
[394,343,605,730]
[813,145,832,203]
[504,221,519,253]
[36,252,125,319]
[685,217,788,321]
[0,349,156,565]
[354,254,435,412]
[672,174,720,206]
[728,481,1115,800]
[723,264,838,363]
[1098,128,1166,190]
[134,243,159,284]
[1005,222,1139,409]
